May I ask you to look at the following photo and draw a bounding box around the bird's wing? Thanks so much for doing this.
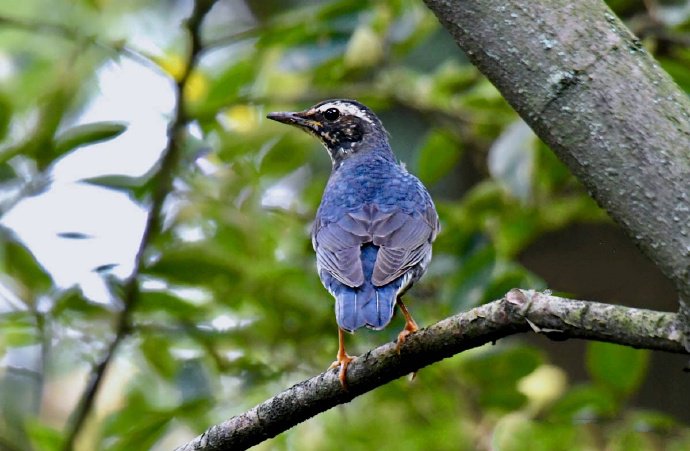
[312,213,370,287]
[313,205,439,288]
[371,207,438,286]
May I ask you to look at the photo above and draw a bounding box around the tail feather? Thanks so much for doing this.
[325,244,403,332]
[333,281,398,332]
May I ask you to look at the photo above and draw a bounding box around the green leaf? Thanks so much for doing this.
[492,415,584,451]
[145,244,240,285]
[416,128,462,184]
[54,121,127,154]
[607,427,655,451]
[191,58,257,118]
[101,387,210,451]
[103,412,170,451]
[0,92,11,142]
[25,420,63,451]
[459,345,543,410]
[549,384,618,421]
[52,288,109,317]
[628,410,678,433]
[446,237,496,311]
[0,312,38,349]
[0,236,53,300]
[659,56,690,94]
[0,161,17,183]
[137,290,201,318]
[259,135,312,177]
[586,341,650,398]
[141,335,177,378]
[81,172,156,201]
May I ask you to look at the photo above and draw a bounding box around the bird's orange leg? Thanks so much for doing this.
[396,298,419,352]
[396,299,419,381]
[329,327,354,389]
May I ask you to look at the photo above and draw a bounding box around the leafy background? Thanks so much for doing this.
[0,0,689,449]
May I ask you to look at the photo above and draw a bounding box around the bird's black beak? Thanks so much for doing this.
[267,111,322,132]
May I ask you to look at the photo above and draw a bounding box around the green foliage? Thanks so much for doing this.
[586,341,650,399]
[0,0,688,450]
[0,93,11,142]
[459,346,543,410]
[53,121,128,155]
[416,128,463,184]
[549,385,619,420]
[26,420,64,451]
[0,236,53,301]
[492,416,584,451]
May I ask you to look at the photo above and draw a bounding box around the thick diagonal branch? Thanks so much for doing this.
[174,289,687,451]
[420,0,690,305]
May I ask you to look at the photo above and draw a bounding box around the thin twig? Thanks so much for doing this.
[175,289,687,451]
[59,1,218,450]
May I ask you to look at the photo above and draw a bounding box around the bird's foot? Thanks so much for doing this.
[329,353,354,389]
[396,318,419,381]
[330,327,354,389]
[395,321,419,353]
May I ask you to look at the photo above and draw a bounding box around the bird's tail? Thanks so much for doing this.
[334,245,401,332]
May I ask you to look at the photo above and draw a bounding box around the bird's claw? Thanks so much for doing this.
[395,322,418,353]
[396,320,419,381]
[330,353,354,389]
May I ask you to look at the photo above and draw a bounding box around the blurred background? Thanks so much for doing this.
[0,0,689,449]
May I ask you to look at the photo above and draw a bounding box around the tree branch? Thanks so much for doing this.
[421,0,690,308]
[174,289,687,451]
[59,1,218,449]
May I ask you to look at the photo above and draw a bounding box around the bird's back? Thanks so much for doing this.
[313,151,438,332]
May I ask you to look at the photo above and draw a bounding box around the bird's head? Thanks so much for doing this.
[267,99,390,167]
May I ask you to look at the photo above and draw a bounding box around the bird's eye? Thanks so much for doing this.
[323,108,340,121]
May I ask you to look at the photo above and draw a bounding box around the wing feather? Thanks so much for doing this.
[313,217,367,287]
[313,204,439,289]
[372,209,438,286]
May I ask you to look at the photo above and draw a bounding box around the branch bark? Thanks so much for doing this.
[421,0,690,311]
[174,289,687,451]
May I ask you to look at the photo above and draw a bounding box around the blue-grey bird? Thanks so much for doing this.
[267,99,439,386]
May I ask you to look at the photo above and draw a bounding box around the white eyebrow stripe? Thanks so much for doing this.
[318,101,374,124]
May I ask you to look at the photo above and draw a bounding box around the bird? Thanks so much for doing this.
[267,99,439,388]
